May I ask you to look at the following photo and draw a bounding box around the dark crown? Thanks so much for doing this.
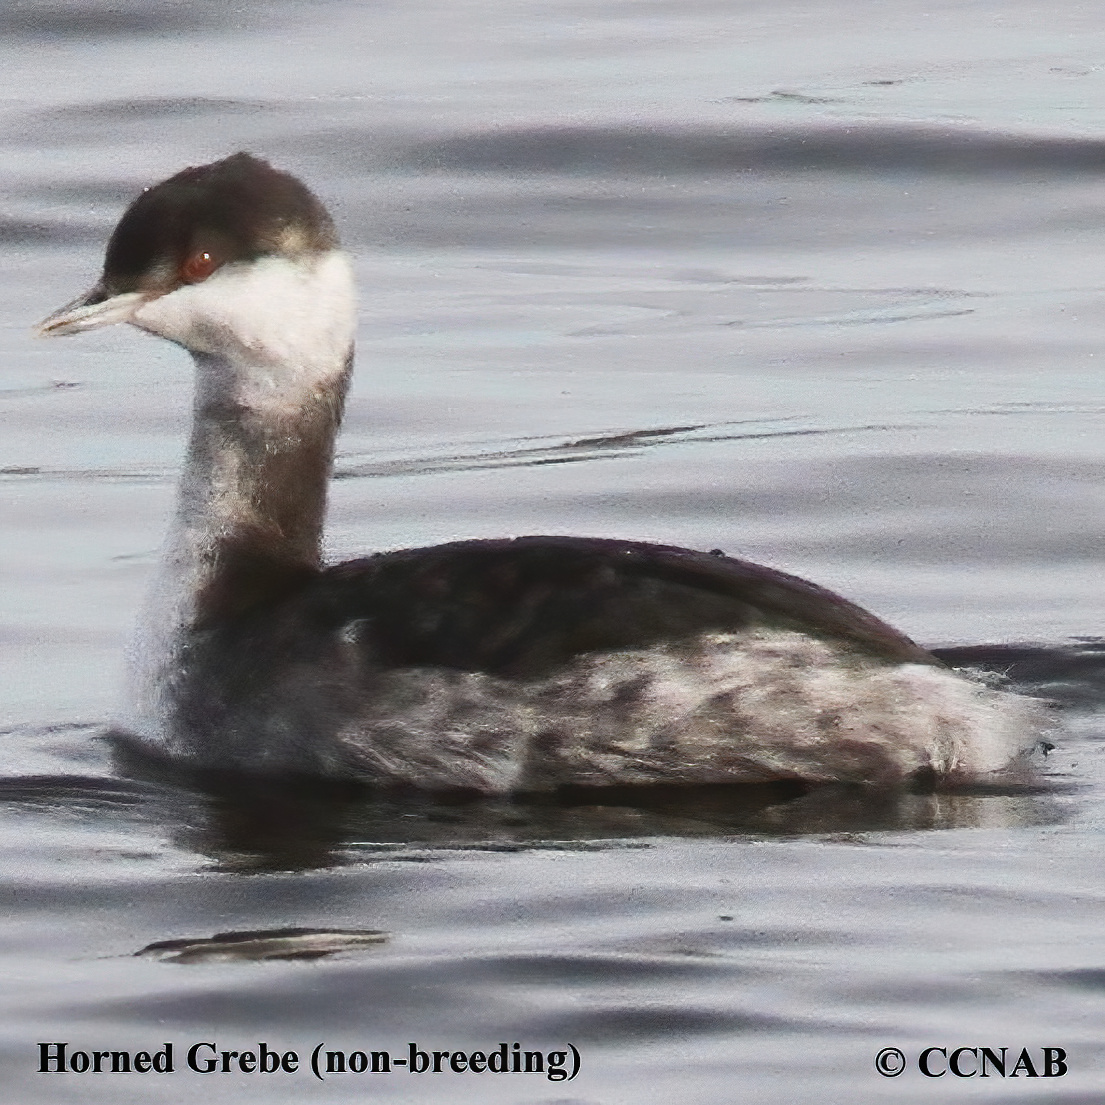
[102,153,339,295]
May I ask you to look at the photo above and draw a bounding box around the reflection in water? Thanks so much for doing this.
[110,743,1069,873]
[137,926,389,963]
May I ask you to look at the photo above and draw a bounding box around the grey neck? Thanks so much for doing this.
[167,346,353,628]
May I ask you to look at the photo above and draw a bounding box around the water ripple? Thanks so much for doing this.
[406,122,1105,178]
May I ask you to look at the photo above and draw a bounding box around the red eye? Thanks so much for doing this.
[181,250,218,283]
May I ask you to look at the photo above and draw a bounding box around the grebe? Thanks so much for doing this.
[39,153,1040,791]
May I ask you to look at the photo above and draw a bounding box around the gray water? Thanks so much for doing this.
[3,1,1105,1101]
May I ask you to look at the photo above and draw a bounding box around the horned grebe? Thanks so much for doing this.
[38,153,1040,790]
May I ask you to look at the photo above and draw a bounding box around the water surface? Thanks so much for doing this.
[3,1,1105,1101]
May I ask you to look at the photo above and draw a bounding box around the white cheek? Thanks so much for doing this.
[131,288,205,347]
[131,252,357,406]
